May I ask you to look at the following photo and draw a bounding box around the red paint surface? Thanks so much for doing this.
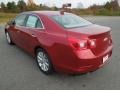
[5,11,113,74]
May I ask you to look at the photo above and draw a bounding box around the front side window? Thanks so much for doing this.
[15,14,27,26]
[52,14,92,29]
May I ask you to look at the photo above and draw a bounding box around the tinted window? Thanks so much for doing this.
[15,14,27,26]
[52,14,92,28]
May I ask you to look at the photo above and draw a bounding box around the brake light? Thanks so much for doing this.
[109,32,112,45]
[89,39,96,48]
[109,38,112,45]
[69,38,96,50]
[79,40,88,49]
[69,38,88,50]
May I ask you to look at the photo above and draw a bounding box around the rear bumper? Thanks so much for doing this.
[55,45,113,74]
[63,52,112,74]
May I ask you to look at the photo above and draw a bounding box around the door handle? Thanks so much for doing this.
[31,34,36,38]
[17,30,20,33]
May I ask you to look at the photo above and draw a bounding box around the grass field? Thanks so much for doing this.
[0,13,18,24]
[0,11,120,24]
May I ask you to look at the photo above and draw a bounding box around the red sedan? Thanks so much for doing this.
[5,11,113,74]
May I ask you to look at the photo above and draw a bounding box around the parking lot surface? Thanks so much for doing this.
[0,16,120,90]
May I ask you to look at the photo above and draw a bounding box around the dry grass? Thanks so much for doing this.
[0,13,18,24]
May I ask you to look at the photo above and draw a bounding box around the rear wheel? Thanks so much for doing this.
[5,32,14,45]
[36,48,54,75]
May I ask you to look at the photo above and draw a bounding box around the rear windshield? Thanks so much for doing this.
[52,14,92,29]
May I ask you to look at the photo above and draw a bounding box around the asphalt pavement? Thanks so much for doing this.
[0,16,120,90]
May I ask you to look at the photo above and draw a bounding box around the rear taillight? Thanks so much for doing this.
[69,38,88,50]
[69,38,96,50]
[109,38,112,45]
[109,32,113,45]
[89,39,96,48]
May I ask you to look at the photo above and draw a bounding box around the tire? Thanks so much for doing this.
[5,32,14,45]
[36,48,54,75]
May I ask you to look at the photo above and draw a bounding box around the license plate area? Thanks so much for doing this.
[103,54,109,63]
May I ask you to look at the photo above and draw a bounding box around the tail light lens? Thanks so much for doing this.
[89,39,96,48]
[109,32,113,45]
[69,38,96,50]
[109,38,112,45]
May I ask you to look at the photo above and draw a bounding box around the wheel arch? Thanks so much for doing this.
[34,45,49,57]
[34,46,43,55]
[5,28,8,33]
[34,45,55,72]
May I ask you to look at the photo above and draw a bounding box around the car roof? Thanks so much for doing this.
[22,11,64,16]
[22,11,70,16]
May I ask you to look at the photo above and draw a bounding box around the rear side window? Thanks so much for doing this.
[26,15,37,28]
[36,20,43,28]
[15,14,27,26]
[26,15,43,28]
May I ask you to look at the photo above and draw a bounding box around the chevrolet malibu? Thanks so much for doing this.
[5,11,113,74]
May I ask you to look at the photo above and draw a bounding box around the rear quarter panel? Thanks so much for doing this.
[36,14,78,69]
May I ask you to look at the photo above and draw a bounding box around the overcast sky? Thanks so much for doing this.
[0,0,119,8]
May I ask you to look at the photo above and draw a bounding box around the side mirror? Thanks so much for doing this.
[63,3,71,7]
[61,3,72,15]
[67,3,71,7]
[11,20,16,26]
[8,20,16,26]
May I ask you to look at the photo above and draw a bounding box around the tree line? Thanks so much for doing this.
[73,0,120,16]
[89,0,120,15]
[0,0,58,13]
[0,0,120,15]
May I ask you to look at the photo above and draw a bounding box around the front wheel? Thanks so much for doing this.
[5,32,14,45]
[36,48,54,75]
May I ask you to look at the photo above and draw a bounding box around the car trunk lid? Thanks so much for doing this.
[67,24,112,55]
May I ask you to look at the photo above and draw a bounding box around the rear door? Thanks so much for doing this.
[18,14,45,54]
